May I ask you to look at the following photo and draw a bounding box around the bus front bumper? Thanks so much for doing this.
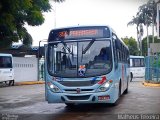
[47,87,117,104]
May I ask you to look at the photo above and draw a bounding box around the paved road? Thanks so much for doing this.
[0,78,160,120]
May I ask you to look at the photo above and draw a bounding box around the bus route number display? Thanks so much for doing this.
[58,29,103,39]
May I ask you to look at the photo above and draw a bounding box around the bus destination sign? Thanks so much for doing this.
[49,26,110,41]
[58,29,99,38]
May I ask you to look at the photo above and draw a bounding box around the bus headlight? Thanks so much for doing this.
[104,82,110,88]
[47,82,61,93]
[97,80,112,92]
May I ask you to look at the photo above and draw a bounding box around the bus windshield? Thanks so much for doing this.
[0,56,12,68]
[47,39,112,78]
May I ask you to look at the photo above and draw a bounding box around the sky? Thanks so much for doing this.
[25,0,149,46]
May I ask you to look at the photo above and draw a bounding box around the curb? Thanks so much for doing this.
[15,81,45,86]
[142,81,160,87]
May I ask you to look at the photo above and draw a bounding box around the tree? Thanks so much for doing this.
[0,0,64,50]
[128,0,158,33]
[23,30,33,47]
[127,11,145,55]
[128,0,159,56]
[127,14,144,37]
[122,37,139,55]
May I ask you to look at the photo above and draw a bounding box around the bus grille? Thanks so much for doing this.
[64,89,94,93]
[58,80,99,87]
[66,95,90,100]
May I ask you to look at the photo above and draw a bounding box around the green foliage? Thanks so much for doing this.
[122,37,139,55]
[22,29,33,47]
[0,0,64,50]
[153,59,160,68]
[128,0,157,27]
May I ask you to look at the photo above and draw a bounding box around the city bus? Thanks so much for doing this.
[44,25,130,106]
[129,55,145,81]
[0,53,14,86]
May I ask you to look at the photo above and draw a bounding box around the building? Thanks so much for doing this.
[150,43,160,55]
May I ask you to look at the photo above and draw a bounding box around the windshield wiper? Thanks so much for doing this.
[82,39,95,54]
[81,39,95,62]
[62,42,72,54]
[61,42,74,61]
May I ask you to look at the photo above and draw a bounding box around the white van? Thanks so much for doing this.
[0,53,14,86]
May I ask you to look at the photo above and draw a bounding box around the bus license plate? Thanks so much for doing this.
[98,96,110,101]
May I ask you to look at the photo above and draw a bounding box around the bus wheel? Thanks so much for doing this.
[130,73,133,82]
[9,80,14,86]
[4,81,9,86]
[118,80,121,97]
[12,80,15,86]
[124,80,128,94]
[65,103,76,108]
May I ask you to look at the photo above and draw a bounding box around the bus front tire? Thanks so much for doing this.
[9,80,14,86]
[124,80,128,94]
[118,80,121,97]
[130,73,133,82]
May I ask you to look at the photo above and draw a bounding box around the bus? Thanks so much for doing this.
[129,55,145,81]
[44,25,130,106]
[0,53,14,86]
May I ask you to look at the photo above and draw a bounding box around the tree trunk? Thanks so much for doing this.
[136,25,140,55]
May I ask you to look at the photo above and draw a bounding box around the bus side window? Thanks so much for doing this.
[113,36,118,69]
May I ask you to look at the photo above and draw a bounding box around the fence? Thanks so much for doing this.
[145,55,160,83]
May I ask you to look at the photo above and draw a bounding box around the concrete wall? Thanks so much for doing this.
[13,57,38,82]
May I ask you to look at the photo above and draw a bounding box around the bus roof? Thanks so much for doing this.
[129,55,144,58]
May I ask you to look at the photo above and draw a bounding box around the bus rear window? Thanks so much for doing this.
[0,56,12,68]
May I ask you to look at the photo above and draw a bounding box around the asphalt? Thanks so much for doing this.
[1,78,160,117]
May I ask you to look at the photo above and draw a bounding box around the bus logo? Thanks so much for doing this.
[78,65,86,76]
[76,88,81,94]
